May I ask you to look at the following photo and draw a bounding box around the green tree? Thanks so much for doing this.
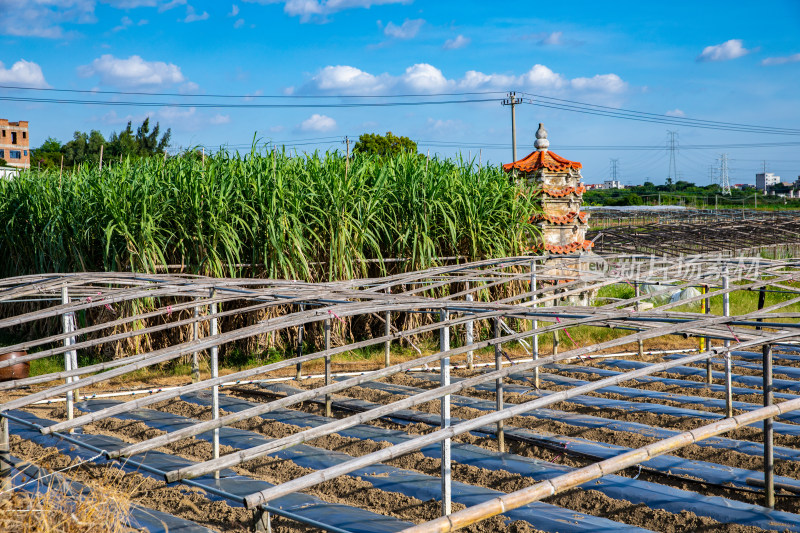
[353,131,417,157]
[107,121,137,158]
[29,137,64,169]
[135,117,171,156]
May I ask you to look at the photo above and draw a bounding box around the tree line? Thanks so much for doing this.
[29,118,171,170]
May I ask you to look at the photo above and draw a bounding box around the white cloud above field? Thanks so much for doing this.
[0,59,50,88]
[0,0,95,38]
[243,0,411,22]
[665,109,685,117]
[78,54,188,88]
[181,5,209,22]
[762,53,800,66]
[383,18,423,39]
[697,39,750,62]
[303,63,627,95]
[298,113,337,132]
[443,35,470,50]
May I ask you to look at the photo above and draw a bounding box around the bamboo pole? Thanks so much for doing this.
[61,286,75,426]
[296,304,304,380]
[636,283,644,358]
[763,343,774,508]
[192,300,200,383]
[239,337,794,511]
[210,289,220,478]
[0,415,9,496]
[703,284,712,384]
[465,283,474,370]
[41,289,800,440]
[723,271,733,417]
[440,309,451,516]
[324,318,332,418]
[401,390,800,533]
[531,262,539,389]
[140,299,778,474]
[494,318,504,453]
[385,289,391,368]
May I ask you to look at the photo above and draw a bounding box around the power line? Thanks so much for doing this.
[0,95,497,108]
[519,92,800,135]
[2,83,799,136]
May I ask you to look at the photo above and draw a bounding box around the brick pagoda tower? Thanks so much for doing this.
[502,123,592,255]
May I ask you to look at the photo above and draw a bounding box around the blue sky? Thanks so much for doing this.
[1,0,799,185]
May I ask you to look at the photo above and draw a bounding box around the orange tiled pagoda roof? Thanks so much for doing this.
[502,150,582,173]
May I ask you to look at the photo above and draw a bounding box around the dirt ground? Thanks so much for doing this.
[7,344,800,532]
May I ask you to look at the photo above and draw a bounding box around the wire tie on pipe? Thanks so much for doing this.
[555,316,584,357]
[327,309,345,325]
[632,465,642,480]
[726,324,742,344]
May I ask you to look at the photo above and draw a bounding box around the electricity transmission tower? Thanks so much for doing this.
[718,153,731,195]
[610,158,620,182]
[667,131,679,183]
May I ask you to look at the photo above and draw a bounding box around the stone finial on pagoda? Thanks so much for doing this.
[502,123,592,255]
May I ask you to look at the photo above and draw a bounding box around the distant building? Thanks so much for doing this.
[756,172,780,191]
[602,179,623,189]
[0,119,29,169]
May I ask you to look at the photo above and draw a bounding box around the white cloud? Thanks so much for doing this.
[0,59,50,88]
[665,108,685,117]
[269,124,285,133]
[0,0,96,39]
[521,31,581,46]
[539,31,562,46]
[157,0,186,11]
[571,73,626,93]
[401,64,449,92]
[78,54,187,88]
[312,65,391,94]
[303,63,626,97]
[229,4,240,16]
[521,64,567,89]
[180,81,200,93]
[234,18,245,28]
[112,15,134,31]
[384,18,423,39]
[182,5,209,22]
[443,34,469,50]
[210,114,231,125]
[103,0,157,7]
[426,117,465,134]
[697,39,750,62]
[762,53,800,66]
[298,113,337,132]
[243,0,410,22]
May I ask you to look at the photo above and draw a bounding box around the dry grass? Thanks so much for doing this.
[0,474,136,533]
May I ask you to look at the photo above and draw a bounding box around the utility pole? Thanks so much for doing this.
[501,92,521,162]
[667,131,678,183]
[343,136,351,177]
